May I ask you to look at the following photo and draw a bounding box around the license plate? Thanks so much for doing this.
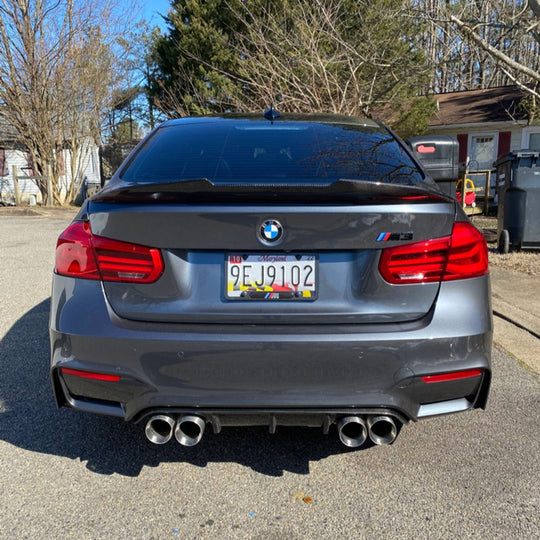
[226,254,317,300]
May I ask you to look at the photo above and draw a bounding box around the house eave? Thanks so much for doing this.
[428,119,528,131]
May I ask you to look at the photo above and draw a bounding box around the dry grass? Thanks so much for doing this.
[470,215,540,276]
[488,248,540,276]
[470,215,497,231]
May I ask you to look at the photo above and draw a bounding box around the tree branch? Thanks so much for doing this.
[450,14,540,83]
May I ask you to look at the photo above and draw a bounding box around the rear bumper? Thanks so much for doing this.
[50,275,492,424]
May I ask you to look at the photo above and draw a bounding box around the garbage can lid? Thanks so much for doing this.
[493,149,540,168]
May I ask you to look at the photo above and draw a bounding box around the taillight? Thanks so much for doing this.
[91,235,164,283]
[444,222,489,281]
[55,221,100,279]
[379,222,488,284]
[55,221,163,283]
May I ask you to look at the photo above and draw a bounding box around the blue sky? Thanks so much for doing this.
[140,0,172,29]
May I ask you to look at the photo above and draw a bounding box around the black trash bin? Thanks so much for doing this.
[493,150,540,253]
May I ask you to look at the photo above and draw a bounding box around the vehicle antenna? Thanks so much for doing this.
[263,104,281,123]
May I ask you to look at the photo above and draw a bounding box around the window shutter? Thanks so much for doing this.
[57,149,65,175]
[0,149,6,176]
[26,151,34,176]
[457,134,468,163]
[497,131,511,157]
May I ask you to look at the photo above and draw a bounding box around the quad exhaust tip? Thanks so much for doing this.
[145,413,398,447]
[337,415,398,447]
[337,416,368,448]
[145,415,175,445]
[145,414,206,446]
[367,415,398,446]
[174,415,206,447]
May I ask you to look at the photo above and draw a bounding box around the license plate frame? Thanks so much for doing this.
[225,254,318,301]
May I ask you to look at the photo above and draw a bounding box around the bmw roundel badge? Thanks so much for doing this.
[259,219,283,244]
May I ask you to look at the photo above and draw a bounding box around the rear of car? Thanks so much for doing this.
[50,114,492,448]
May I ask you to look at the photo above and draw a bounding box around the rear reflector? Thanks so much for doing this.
[61,367,121,382]
[421,369,482,384]
[379,222,488,284]
[55,221,163,283]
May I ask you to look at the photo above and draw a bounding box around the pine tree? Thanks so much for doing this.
[150,0,245,116]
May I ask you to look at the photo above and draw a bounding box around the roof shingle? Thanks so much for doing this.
[429,86,527,126]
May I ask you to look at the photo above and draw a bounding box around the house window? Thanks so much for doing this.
[528,133,540,151]
[521,128,540,150]
[469,134,497,170]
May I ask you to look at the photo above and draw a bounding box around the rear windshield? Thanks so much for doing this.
[120,120,428,186]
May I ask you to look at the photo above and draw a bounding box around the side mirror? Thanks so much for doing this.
[406,136,459,196]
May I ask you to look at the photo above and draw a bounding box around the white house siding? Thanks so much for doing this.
[0,149,41,203]
[62,140,101,189]
[510,129,524,152]
[0,140,100,204]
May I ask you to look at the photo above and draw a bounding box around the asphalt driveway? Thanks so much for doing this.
[0,212,538,539]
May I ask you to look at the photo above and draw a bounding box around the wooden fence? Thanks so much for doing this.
[11,165,53,206]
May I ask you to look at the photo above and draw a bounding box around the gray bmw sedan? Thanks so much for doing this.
[50,112,492,448]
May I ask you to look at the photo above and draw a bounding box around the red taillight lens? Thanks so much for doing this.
[55,221,164,283]
[379,235,450,284]
[91,235,164,283]
[55,221,100,279]
[444,222,489,281]
[379,222,488,284]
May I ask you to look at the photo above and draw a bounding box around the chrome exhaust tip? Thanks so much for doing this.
[337,416,368,448]
[174,415,206,447]
[367,415,398,445]
[145,415,175,445]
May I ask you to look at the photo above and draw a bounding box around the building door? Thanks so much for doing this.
[469,134,497,171]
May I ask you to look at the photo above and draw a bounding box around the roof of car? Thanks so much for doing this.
[161,113,381,129]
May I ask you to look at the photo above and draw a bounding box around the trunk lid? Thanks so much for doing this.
[88,182,455,325]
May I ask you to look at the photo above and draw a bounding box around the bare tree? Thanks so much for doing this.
[418,0,540,101]
[227,0,431,117]
[0,0,133,204]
